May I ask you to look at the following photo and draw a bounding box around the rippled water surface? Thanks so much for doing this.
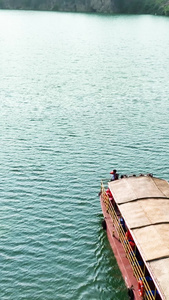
[0,10,169,299]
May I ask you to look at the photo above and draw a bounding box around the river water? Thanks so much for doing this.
[0,10,169,300]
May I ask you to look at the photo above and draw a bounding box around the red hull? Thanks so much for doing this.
[100,195,141,300]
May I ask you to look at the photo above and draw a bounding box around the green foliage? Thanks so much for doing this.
[144,0,169,15]
[164,4,169,15]
[52,4,59,11]
[116,0,169,15]
[0,0,4,8]
[126,0,144,14]
[22,0,30,7]
[143,0,156,13]
[31,0,43,9]
[0,0,169,15]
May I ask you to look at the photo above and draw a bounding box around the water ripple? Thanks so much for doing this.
[0,10,169,300]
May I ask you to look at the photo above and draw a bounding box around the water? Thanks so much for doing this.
[0,10,169,299]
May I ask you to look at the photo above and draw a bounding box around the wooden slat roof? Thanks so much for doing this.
[108,175,169,300]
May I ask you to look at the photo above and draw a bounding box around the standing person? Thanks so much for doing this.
[110,169,119,181]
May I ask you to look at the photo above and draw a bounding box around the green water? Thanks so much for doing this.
[0,10,169,299]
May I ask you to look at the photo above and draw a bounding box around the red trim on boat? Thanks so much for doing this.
[100,194,141,300]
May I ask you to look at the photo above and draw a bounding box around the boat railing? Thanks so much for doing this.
[101,178,110,184]
[100,181,157,300]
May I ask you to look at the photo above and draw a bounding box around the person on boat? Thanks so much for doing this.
[129,240,135,251]
[125,229,136,255]
[110,169,119,181]
[120,217,126,232]
[106,188,115,206]
[106,188,113,200]
[125,229,134,243]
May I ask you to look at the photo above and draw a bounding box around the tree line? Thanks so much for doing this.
[0,0,169,16]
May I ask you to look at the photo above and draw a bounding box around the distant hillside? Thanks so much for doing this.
[0,0,169,16]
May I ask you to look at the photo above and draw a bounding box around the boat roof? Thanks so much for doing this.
[108,175,169,300]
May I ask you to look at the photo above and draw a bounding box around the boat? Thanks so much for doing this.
[99,173,169,300]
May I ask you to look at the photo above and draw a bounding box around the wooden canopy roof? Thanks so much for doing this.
[108,175,169,300]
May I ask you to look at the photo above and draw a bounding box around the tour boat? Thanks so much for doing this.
[99,174,169,300]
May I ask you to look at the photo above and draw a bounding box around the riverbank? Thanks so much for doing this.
[0,0,169,16]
